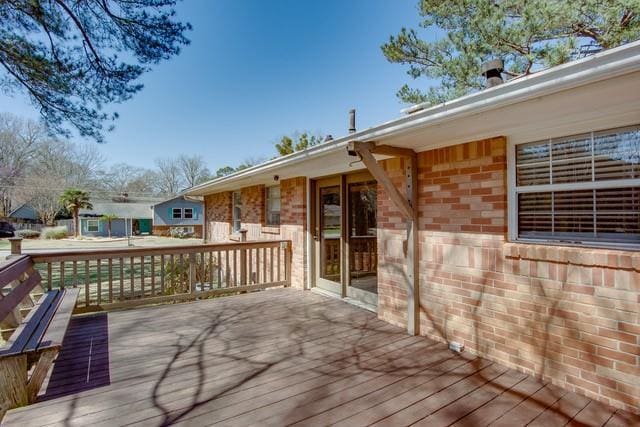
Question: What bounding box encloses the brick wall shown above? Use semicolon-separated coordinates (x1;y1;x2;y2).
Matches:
280;177;307;290
241;185;265;240
204;191;232;242
377;136;640;413
202;177;308;290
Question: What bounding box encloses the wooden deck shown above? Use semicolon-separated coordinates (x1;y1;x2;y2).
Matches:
4;288;639;426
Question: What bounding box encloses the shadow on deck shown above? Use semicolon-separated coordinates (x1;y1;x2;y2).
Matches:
4;288;639;426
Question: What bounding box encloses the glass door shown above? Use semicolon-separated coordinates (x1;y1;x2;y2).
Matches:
347;178;378;306
315;178;343;296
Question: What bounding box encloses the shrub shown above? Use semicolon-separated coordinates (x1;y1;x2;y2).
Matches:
16;229;40;239
169;228;193;239
41;226;68;240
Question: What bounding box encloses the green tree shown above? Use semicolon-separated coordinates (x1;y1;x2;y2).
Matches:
275;132;323;156
383;1;640;105
100;213;119;238
0;1;191;142
216;166;236;177
60;189;92;237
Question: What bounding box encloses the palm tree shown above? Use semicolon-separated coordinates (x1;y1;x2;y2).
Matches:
100;213;118;238
60;189;93;238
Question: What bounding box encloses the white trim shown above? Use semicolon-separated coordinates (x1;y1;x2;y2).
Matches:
87;219;100;233
507;139;517;242
183;207;194;219
515;178;640;193
172;208;183;219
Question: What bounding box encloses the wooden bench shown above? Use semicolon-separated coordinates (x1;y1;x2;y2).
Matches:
0;256;79;417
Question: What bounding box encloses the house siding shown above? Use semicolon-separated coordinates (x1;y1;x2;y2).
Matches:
153;198;203;227
378;137;640;414
80;218;128;237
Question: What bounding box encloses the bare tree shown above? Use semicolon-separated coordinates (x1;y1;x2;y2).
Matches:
155;158;185;196
19;174;64;225
0;114;47;215
178;155;211;188
99;163;156;195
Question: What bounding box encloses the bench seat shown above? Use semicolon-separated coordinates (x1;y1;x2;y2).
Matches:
0;288;79;415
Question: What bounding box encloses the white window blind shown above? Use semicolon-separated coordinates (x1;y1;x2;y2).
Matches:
514;125;640;247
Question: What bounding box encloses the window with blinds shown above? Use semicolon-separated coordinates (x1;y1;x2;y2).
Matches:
514;125;640;247
265;186;281;226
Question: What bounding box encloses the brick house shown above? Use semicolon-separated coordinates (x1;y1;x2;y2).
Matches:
186;42;640;413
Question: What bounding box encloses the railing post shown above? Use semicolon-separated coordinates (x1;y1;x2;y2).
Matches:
283;241;291;287
240;230;247;286
188;252;197;294
8;237;22;256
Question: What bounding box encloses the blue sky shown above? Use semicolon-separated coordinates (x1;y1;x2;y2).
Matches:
1;0;430;172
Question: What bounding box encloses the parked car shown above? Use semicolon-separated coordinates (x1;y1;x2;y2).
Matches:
0;221;15;238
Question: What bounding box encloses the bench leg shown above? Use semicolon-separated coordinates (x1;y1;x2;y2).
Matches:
0;354;28;418
26;348;58;403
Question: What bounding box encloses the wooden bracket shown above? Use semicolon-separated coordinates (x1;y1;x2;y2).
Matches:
349;141;415;221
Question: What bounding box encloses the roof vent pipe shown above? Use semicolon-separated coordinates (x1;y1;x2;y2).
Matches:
481;59;504;88
348;109;356;134
324;134;334;142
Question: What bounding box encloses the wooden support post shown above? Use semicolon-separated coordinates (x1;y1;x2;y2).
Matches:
188;253;197;294
26;349;58;402
349;140;420;336
240;230;247;285
0;355;28;417
283;241;291;287
406;155;420;336
8;238;22;256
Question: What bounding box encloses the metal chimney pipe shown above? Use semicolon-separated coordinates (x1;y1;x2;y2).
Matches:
348;109;356;134
481;59;504;88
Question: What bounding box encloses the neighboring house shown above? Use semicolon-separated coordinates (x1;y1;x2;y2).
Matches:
78;201;154;237
186;41;640;414
8;204;40;223
152;196;204;237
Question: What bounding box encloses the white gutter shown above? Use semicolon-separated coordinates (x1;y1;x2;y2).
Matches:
186;40;640;196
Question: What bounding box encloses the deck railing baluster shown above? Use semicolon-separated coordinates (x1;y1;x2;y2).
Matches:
140;256;145;298
59;261;65;290
84;260;90;306
108;258;113;303
26;240;291;311
151;255;156;296
72;261;78;289
96;259;101;305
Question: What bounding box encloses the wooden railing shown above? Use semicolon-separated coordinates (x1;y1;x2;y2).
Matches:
28;240;292;312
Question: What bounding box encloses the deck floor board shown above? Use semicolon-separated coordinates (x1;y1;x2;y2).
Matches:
3;288;638;426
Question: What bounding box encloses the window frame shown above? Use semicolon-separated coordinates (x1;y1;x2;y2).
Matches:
87;219;100;233
183;208;194;219
172;208;182;219
508;125;640;250
264;185;281;227
232;191;242;233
